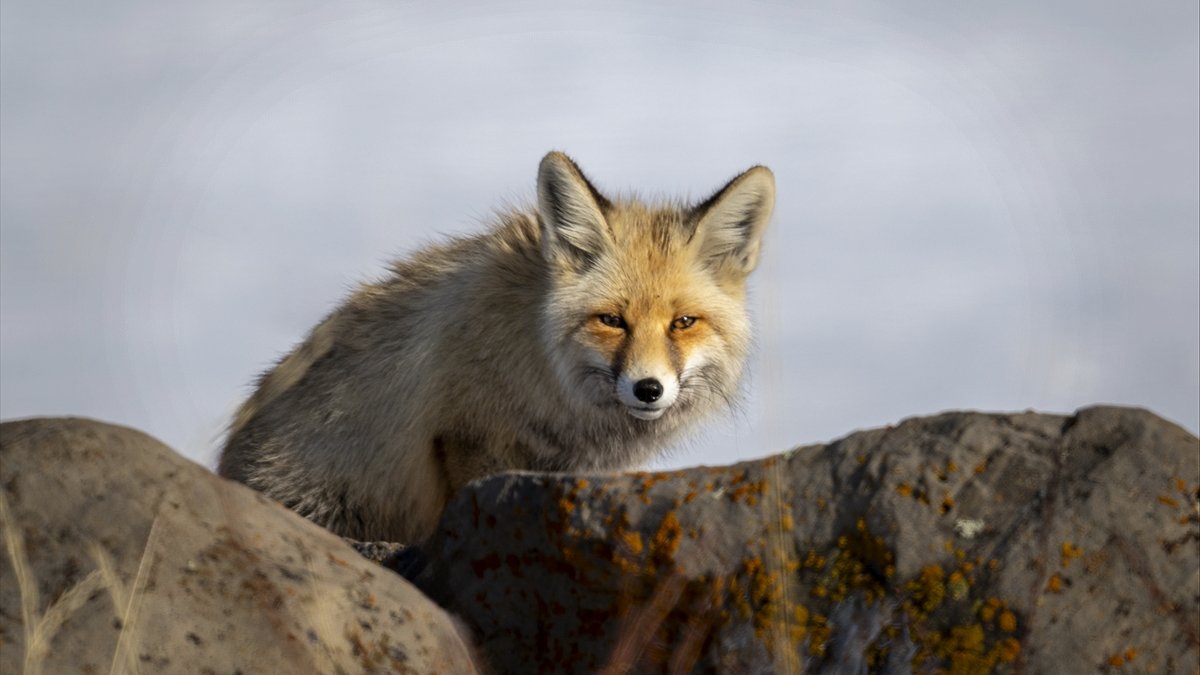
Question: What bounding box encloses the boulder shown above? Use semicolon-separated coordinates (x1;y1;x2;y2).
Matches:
4;407;1195;674
408;406;1199;673
0;418;477;675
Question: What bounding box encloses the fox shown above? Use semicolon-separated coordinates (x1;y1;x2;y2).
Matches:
218;151;775;543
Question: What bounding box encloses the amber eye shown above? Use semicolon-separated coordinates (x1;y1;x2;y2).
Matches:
671;316;697;331
598;314;626;329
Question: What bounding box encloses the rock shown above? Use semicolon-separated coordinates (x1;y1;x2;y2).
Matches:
410;406;1199;673
5;408;1194;674
0;418;477;675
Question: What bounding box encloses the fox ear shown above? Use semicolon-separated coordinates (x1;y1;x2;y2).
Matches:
538;151;612;271
688;166;775;281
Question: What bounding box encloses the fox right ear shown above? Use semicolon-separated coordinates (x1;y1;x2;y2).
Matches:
688;165;775;282
538;152;612;271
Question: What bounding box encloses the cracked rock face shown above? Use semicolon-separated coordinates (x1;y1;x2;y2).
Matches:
407;406;1199;673
0;418;477;675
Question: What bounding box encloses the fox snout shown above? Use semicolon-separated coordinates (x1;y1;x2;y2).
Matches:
634;378;663;402
617;372;680;420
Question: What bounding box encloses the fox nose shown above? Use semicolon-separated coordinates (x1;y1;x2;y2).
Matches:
633;378;664;403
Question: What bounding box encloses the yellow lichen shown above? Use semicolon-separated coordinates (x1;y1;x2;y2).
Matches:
1046;574;1063;593
948;571;969;600
998;637;1020;662
617;529;643;557
651;511;682;562
1060;542;1084;568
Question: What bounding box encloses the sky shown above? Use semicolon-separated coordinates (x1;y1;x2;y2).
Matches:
2;1;1197;471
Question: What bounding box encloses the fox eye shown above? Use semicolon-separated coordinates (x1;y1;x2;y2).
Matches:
598;314;626;329
671;315;697;331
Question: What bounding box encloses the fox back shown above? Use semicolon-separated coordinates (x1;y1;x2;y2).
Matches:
219;152;775;543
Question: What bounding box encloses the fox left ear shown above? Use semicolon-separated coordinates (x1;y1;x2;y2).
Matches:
688;166;775;280
538;151;613;272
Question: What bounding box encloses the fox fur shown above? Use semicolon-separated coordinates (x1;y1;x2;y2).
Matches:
219;152;775;543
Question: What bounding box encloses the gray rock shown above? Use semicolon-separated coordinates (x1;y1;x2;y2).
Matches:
411;406;1199;673
0;417;478;675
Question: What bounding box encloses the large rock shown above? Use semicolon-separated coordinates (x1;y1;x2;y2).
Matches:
409;406;1199;673
0;418;477;675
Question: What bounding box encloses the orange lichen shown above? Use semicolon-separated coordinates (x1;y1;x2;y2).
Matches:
909;565;946;613
947;571;969;600
998;637;1020;662
1158;495;1180;508
651;511;682;562
727;478;766;505
807;614;830;658
973;461;987;475
1046;574;1064;593
558;508;1029;673
617;529;644;557
1060;542;1084;567
896;483;914;497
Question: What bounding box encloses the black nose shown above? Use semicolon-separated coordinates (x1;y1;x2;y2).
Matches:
633;378;663;403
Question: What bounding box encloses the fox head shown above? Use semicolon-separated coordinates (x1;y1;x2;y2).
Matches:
537;151;774;424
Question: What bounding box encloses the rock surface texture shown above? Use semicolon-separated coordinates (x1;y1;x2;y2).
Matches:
0;418;477;675
408;406;1199;673
2;408;1196;674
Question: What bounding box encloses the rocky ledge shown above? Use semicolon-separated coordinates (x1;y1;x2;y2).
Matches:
2;406;1197;674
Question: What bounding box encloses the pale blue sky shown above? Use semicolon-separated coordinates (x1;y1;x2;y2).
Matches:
2;1;1197;469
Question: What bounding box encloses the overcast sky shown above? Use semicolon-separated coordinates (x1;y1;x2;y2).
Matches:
2;1;1197;471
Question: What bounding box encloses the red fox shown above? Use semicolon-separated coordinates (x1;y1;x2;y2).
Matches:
219;152;775;543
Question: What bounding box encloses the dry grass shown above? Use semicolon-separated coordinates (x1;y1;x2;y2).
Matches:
1;490;165;675
301;548;343;672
